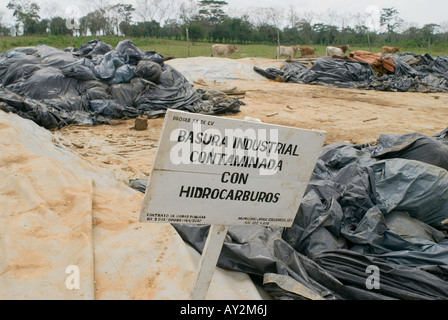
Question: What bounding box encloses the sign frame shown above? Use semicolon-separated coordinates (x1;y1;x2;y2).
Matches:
139;109;326;300
139;110;326;228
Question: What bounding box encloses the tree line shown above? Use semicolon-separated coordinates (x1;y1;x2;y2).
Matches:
2;0;448;50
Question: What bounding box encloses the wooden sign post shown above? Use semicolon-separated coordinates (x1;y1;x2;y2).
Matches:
189;224;229;300
139;109;326;300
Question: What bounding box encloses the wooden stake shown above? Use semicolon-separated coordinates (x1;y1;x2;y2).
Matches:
190;224;229;300
276;29;280;59
186;28;190;58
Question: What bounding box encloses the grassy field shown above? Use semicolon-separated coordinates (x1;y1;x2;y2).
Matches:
1;35;448;58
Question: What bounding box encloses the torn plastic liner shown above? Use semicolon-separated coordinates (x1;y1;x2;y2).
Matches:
254;53;448;93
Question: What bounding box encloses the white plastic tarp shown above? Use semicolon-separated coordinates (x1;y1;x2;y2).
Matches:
166;57;283;83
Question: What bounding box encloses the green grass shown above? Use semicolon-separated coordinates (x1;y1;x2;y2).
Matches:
1;35;448;58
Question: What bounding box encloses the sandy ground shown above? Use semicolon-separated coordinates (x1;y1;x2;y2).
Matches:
54;77;448;185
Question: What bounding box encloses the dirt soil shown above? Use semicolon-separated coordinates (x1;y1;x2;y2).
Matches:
54;79;448;185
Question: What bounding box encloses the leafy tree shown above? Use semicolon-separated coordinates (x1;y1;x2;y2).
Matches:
226;17;254;43
82;9;108;36
282;26;302;45
190;0;228;42
422;23;440;52
49;16;71;36
380;7;403;42
162;19;183;39
111;3;135;35
297;20;313;44
7;0;40;35
256;24;278;43
186;21;206;43
0;23;12;36
198;0;228;24
119;21;132;37
313;23;338;45
34;18;49;35
115;3;135;23
130;21;161;38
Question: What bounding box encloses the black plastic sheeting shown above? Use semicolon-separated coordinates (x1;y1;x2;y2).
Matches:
0;40;242;129
254;53;448;92
131;127;448;300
